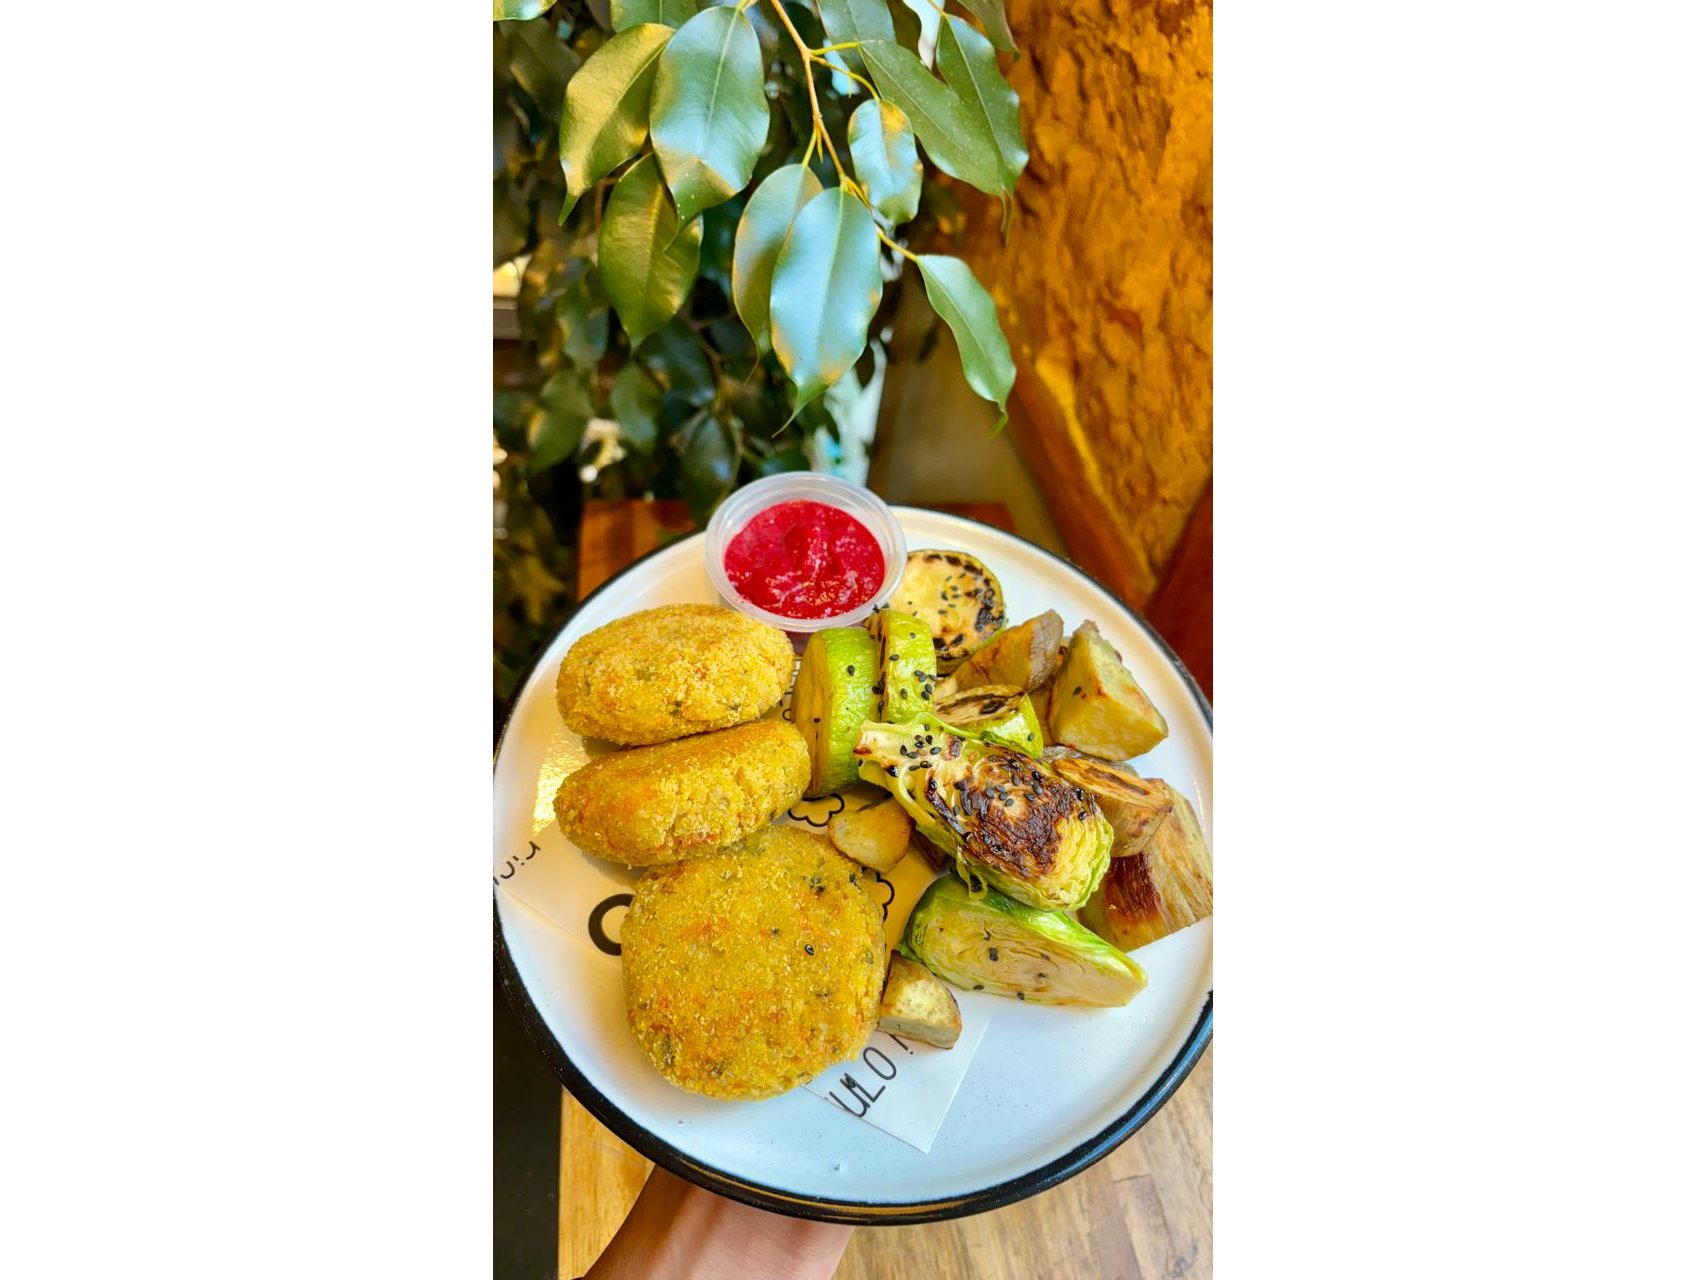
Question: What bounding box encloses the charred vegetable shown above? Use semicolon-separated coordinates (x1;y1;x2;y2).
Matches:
1080;782;1213;950
1046;751;1174;857
1049;621;1169;760
889;549;1005;671
938;611;1064;698
934;684;1045;758
793;627;881;795
902;875;1146;1007
866;608;937;719
877;952;962;1047
854;720;1114;911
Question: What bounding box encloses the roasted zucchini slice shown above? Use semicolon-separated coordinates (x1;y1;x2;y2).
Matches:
888;549;1005;671
866;608;937;719
793;627;881;796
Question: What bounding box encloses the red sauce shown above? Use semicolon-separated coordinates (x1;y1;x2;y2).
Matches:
723;500;885;620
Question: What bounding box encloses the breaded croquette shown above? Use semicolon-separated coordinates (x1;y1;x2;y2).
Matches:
553;721;810;867
622;827;886;1099
556;604;795;746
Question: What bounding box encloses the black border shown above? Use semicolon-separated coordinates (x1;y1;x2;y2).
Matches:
493;507;1213;1225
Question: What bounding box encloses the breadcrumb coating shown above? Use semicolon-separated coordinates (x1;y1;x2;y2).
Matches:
622;826;886;1099
556;604;795;746
554;721;810;867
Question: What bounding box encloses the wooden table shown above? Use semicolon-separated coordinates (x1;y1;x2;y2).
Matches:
559;499;1212;1280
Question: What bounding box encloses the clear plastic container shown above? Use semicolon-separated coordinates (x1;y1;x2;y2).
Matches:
705;472;907;640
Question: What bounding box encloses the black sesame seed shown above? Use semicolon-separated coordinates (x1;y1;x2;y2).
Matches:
804;943;814;955
1016;992;1026;1001
847;665;855;675
972;984;983;990
1073;685;1084;696
930;746;941;755
988;947;999;961
812;716;821;723
771;927;780;936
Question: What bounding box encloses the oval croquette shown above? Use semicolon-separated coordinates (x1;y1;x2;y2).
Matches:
556;604;795;746
553;721;810;867
622;827;886;1099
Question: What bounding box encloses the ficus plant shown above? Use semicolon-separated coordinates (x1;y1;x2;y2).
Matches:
492;0;1025;711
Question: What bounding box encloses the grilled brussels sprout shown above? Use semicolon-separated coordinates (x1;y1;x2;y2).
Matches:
854;719;1114;911
889;549;1005;671
934;685;1045;758
901;875;1146;1007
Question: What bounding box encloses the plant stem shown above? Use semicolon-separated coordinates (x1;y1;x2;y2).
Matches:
769;0;851;188
875;225;920;263
810;52;877;99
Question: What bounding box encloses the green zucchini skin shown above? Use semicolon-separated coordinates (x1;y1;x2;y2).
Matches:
794;627;881;795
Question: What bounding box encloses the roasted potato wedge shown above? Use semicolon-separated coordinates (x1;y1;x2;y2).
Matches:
828;794;913;873
889;549;1005;671
1048;622;1169;759
938;611;1064;697
877;952;962;1048
1079;782;1212;950
1049;752;1174;857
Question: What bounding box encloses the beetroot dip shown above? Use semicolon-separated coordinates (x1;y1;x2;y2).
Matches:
721;499;886;620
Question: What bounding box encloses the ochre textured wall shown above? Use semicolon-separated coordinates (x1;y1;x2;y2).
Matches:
961;0;1212;606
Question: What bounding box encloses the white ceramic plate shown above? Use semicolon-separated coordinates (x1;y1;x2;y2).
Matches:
494;508;1212;1223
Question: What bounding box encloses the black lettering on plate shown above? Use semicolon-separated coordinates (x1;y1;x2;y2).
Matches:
829;1073;887;1118
588;893;634;957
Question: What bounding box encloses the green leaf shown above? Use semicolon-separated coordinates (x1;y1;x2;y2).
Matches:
650;7;768;224
611;0;697;31
507;19;583;125
557;23;675;219
848;99;921;224
861;39;1004;196
636;319;716;405
935;16;1026;192
953;0;1016;53
597;155;703;344
769;187;882;411
731;162;822;356
681;415;739;521
528;368;594;470
494;0;551;19
817;0;894;76
887;0;923;52
917;254;1014;428
555;268;610;366
610;362;663;455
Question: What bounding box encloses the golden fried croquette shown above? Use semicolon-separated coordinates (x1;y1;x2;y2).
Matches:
554;721;810;867
622;826;886;1099
556;604;795;746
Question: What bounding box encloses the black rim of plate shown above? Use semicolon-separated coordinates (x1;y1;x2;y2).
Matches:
493;506;1214;1225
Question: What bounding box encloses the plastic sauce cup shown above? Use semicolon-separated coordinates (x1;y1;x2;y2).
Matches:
705;473;907;642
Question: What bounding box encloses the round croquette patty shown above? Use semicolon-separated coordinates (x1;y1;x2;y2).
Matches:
622;827;886;1099
553;721;810;866
556;604;795;746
